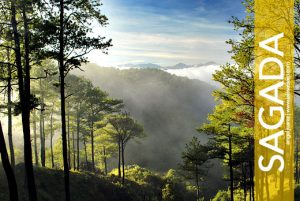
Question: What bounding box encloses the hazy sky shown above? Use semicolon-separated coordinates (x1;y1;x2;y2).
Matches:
88;0;245;66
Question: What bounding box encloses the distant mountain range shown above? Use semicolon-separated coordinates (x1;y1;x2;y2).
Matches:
117;63;162;69
117;61;217;70
116;62;219;86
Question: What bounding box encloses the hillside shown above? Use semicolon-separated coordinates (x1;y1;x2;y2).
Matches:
73;64;216;172
0;165;131;201
0;165;195;201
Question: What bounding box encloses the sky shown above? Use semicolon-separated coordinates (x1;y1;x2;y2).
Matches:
88;0;246;66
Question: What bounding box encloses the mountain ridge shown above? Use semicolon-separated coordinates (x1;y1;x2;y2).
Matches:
116;61;217;70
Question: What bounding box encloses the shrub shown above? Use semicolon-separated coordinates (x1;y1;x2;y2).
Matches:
212;190;230;201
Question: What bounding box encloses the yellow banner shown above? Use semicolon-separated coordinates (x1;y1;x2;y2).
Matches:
254;0;294;201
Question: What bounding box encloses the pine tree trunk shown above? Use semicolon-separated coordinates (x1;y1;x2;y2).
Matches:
0;121;19;201
50;107;54;168
39;108;45;167
83;138;88;166
249;175;252;201
103;146;107;175
39;79;46;167
33;110;38;166
39;113;43;165
121;142;125;184
76;109;80;170
7;51;15;168
118;138;121;178
228;133;234;201
67;102;71;169
195;165;200;201
242;163;247;201
59;0;70;200
72;131;76;170
12;1;37;200
42;109;45;165
91;121;95;172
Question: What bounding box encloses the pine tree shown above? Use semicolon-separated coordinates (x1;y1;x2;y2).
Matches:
199;1;255;200
105;113;145;184
180;137;210;201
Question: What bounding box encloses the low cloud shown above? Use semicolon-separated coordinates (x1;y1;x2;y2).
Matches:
165;64;220;86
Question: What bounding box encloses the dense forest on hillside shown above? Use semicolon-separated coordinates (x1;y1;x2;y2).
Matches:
1;0;300;201
73;65;216;171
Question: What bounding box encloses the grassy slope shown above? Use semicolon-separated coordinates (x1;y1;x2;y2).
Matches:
0;164;145;201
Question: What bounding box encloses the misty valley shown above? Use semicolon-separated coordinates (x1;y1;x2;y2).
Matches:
0;0;300;201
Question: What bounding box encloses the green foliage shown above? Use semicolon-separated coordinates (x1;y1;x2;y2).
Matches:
179;137;211;200
212;189;247;201
110;165;157;185
164;169;181;183
211;190;230;201
39;0;112;71
91;130;118;171
180;137;210;178
162;169;194;201
162;169;186;201
198;1;255;198
105;113;145;146
33;73;126;171
109;165;195;201
162;183;175;201
46;138;63;169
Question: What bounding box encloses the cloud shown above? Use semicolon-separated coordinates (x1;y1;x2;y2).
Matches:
165;65;220;86
88;0;242;66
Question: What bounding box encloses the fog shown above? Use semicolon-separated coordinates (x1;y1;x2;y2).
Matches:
73;64;216;171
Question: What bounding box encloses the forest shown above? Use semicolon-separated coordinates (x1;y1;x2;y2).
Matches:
0;0;300;201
